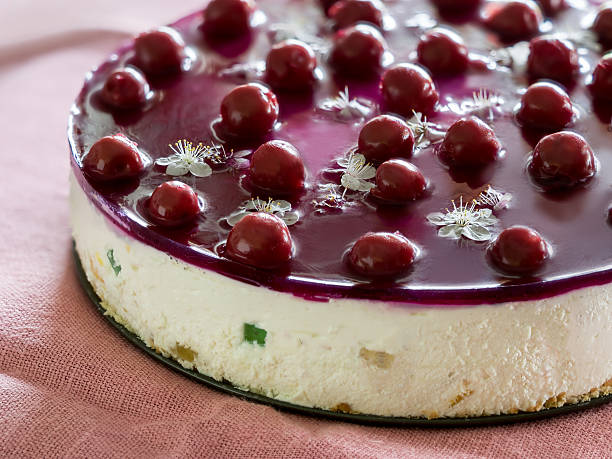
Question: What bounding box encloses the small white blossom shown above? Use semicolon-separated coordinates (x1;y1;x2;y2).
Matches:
156;140;222;177
318;87;375;121
335;153;376;195
225;197;299;226
427;197;498;242
476;185;512;211
407;111;445;149
467;89;504;122
218;61;265;83
269;24;329;55
312;183;347;212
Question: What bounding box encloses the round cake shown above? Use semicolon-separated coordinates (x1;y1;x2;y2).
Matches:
69;0;612;418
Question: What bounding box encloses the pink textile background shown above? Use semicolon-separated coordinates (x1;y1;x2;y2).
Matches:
0;0;610;456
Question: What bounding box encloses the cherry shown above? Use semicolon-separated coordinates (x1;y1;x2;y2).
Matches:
133;27;186;76
250;140;306;193
265;40;317;92
220;83;279;139
101;68;150;110
358;115;415;164
226;212;293;269
431;0;482;14
517;82;573;131
348;232;418;278
203;0;255;39
380;63;439;116
147;181;200;227
589;53;612;103
528;131;596;190
488;226;550;275
527;37;579;84
438;117;502;168
82;135;145;182
484;0;542;42
320;0;338;14
329;24;386;78
329;0;384;29
537;0;566;16
371;159;427;203
593;4;612;49
417;28;469;76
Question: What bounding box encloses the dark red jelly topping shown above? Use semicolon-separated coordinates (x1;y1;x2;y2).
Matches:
517;81;573;131
488;226;550;275
147;181;201;227
528;131;596;190
82;135;145;182
537;0;566;16
220;83;279;138
133;27;186;76
608;204;612;223
430;0;482;14
329;0;385;29
380;63;439;116
226;212;293;269
372;159;427;203
348;232;418;277
417;28;469;76
527;36;579;84
484;0;542;42
250;140;306;193
203;0;255;39
357;115;415;164
593;5;612;49
265;40;317;92
101;68;150;110
589;53;612;103
438;117;502;168
329;24;386;78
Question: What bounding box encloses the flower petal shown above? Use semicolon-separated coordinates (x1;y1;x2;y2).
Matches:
462;224;491;242
341;174;374;192
189;162;212;177
438;224;463;239
355;164;376;180
226;210;248;226
165;163;189;176
426;212;450;226
281;211;299;226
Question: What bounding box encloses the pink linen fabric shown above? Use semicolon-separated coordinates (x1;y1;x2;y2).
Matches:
0;0;610;457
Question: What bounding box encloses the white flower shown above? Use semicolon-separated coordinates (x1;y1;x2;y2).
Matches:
312;183;347;212
225;197;299;226
467;89;504;122
476;185;512;211
269;23;329;55
156;140;222;177
427;197;498;242
218;61;266;83
318;87;375;121
406;111;445;149
336;153;376;194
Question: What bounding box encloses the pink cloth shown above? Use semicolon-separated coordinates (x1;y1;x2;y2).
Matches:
0;1;610;456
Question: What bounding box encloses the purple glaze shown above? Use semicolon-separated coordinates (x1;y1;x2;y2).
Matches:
69;0;612;306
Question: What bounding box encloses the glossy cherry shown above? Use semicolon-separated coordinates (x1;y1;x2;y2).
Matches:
203;0;255;39
348;232;418;278
265;40;317;92
484;0;542;42
517;82;573;131
82;135;145;182
528;131;596;190
250;140;306;193
488;226;550;275
371;159;427;203
220;83;279;139
380;63;439;116
608;203;612;223
527;37;579;84
593;4;612;49
358;115;415;164
133;27;186;76
589;53;612;103
438;117;502;168
329;0;384;29
101;68;150;110
226;212;293;269
537;0;566;16
417;28;469;76
431;0;482;14
329;24;386;78
320;0;338;14
147;181;200;227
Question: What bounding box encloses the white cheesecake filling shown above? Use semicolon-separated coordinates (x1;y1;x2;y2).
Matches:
70;173;612;418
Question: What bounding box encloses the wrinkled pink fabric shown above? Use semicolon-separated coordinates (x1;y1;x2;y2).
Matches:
0;1;611;457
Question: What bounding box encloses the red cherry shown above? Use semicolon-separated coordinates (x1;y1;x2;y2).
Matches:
82;135;145;182
329;0;384;29
147;181;200;227
528;131;596;190
220;83;279;139
431;0;482;14
133;27;186;76
593;5;612;49
484;0;542;42
320;0;338;14
380;63;439;116
517;82;573;131
226;212;293;269
101;68;150;110
537;0;566;16
589;53;612;103
489;226;550;275
203;0;255;39
527;37;579;84
250;140;306;193
348;232;418;277
438;117;502;168
329;24;386;78
358;115;415;164
417;28;469;76
371;159;427;203
265;40;317;92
